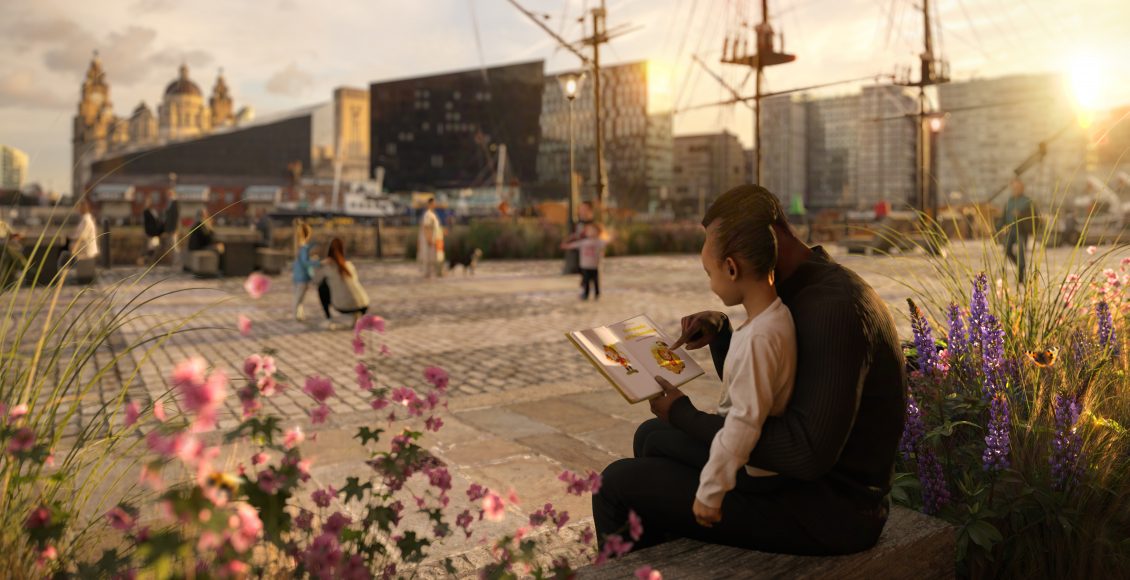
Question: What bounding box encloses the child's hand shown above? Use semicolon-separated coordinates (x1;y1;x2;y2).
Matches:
648;377;686;422
693;499;722;527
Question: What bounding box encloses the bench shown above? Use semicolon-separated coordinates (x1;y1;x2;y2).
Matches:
576;506;954;579
256;248;288;275
188;250;220;278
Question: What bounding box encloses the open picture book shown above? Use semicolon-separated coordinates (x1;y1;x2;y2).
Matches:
567;314;705;404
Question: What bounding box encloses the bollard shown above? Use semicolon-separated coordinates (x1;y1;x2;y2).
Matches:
101;218;112;269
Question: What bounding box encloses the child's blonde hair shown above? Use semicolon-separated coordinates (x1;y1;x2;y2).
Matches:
294;220;313;253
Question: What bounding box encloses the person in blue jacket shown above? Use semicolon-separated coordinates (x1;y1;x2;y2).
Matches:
292;221;318;321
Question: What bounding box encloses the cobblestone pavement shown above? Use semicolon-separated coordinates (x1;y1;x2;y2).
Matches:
21;241;1127;571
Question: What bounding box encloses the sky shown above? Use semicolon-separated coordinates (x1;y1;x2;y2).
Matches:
2;0;1128;192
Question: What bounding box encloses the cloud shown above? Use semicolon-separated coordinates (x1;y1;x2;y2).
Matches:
265;62;314;96
133;0;178;13
0;69;70;109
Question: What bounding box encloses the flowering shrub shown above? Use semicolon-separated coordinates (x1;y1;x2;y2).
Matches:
897;266;1129;577
9;300;653;578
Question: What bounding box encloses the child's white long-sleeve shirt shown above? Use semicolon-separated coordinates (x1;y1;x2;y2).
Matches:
696;298;796;508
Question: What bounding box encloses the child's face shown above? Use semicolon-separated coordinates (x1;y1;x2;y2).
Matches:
584;225;598;238
701;223;743;307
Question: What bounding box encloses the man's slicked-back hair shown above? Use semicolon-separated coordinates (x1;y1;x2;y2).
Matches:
701;184;788;278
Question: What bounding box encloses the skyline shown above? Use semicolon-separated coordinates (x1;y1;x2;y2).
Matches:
2;0;1128;192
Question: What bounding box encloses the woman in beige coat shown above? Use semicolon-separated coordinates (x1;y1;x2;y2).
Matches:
313;238;370;330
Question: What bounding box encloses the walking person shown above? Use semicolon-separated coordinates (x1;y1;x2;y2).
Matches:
417;197;444;279
291;221;318;322
1002;179;1037;284
68;199;100;263
313;238;370;330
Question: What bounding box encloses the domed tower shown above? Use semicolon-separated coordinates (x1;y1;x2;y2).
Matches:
209;68;235;128
129;101;158;145
73;51;117;196
158;63;211;140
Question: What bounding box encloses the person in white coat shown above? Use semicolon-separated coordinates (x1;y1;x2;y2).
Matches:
417;197;444;278
70;200;100;261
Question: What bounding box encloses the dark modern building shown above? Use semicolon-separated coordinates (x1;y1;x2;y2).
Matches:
369;61;545;192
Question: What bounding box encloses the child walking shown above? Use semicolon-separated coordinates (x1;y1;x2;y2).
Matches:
292;221;317;321
561;223;608;300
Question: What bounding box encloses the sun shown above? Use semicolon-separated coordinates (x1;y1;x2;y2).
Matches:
1067;51;1106;127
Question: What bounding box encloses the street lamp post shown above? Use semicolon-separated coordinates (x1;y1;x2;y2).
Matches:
558;73;585;275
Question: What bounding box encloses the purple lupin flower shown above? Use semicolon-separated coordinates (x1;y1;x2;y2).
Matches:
1096;301;1120;358
1050;393;1083;491
899;394;926;460
982;392;1011;472
918;448;951;515
946;303;971;380
908;299;939;377
1070;329;1090;367
980;314;1006;398
968;273;989;351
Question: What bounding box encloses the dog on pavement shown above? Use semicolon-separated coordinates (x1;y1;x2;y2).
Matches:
447;248;483;276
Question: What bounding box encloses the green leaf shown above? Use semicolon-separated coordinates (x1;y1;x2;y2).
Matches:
341;476;373;504
355;426;384;446
965;519;1003;551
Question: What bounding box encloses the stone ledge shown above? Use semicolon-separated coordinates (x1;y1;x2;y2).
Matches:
576;506;955;579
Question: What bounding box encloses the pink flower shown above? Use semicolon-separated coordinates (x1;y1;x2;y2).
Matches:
229;503;263;553
559;469;602;495
106;506;135;531
355;363;373;391
310;404;331;424
8;403;28;421
352;335;365;355
243;272;271;299
482;492;506;521
251;452;269;466
123;400;140;427
507;489;520;506
466;483;487;502
257;469;281;494
371;397;389;410
628;510;643;541
580;526;595;545
153;399;167;422
283;427;305;449
25;505;51;529
257;375;281;396
594;534;633;565
238;315;252;337
354;314;386;334
424;416;444;432
635;566;663;580
323;511;352;536
1087;245;1098;255
303;376;335;403
36;545;57;568
172;357;208;387
139;464;164;489
455;509;474;538
7;427;35;453
220;561;249;578
295;510;313;531
379;344;391;356
311;486;337;508
423;366;449;390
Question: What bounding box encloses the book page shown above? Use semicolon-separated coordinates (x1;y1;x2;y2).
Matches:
570;326;662;403
608;315;704;388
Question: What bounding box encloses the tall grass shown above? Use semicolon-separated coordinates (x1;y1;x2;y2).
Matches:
0;203;226;573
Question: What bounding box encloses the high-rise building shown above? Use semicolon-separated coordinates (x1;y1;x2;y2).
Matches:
760;94;807;206
671;131;746;218
759;84;917;210
538;61;673;211
0;145;29;189
370;61;544;192
938;74;1086;206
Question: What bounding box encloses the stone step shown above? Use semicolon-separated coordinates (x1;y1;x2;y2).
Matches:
576;506;955;579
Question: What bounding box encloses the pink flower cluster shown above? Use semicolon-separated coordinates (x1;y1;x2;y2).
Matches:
303;376;335;424
2;402;36;455
352;314;386;356
559;469;603;496
243;273;271;299
239;354;282;419
172;357;228;432
527;502;571;531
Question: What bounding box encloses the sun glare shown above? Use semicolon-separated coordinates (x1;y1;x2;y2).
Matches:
647;60;674;114
1068;52;1104;116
